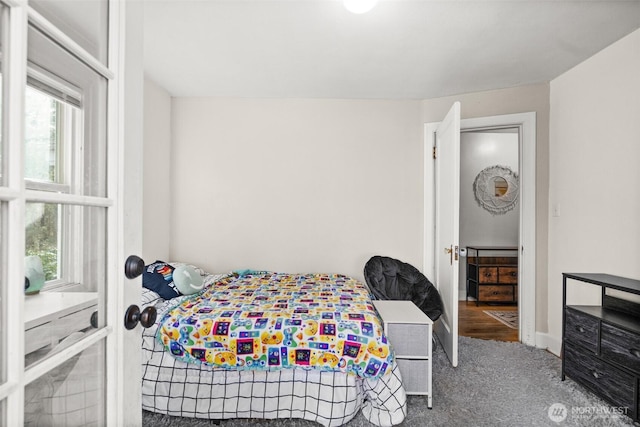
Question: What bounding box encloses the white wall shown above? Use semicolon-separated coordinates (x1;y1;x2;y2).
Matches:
460;132;519;246
143;83;550;335
143;27;640;350
169;98;423;282
142;85;549;319
547;28;640;352
142;77;172;263
459;131;519;296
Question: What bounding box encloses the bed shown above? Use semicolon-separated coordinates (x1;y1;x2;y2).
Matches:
141;267;407;426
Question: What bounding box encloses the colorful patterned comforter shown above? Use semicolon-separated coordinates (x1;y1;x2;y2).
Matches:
157;272;394;379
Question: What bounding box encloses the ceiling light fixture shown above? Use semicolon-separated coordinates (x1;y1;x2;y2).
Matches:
343;0;378;14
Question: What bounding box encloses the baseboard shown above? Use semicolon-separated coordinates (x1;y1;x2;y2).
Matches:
535;332;561;356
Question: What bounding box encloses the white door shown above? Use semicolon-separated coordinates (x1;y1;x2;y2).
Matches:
433;102;461;367
0;2;142;425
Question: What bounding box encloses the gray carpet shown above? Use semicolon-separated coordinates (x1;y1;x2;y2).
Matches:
143;336;635;426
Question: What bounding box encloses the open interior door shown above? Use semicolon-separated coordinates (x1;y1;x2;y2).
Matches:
433;102;461;367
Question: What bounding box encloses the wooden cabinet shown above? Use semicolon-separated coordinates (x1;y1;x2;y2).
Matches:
466;246;518;305
562;273;640;422
373;300;433;408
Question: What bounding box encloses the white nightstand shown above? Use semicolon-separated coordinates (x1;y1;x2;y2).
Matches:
373;300;433;408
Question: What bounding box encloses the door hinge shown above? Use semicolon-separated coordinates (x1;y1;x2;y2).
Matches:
432;147;437;159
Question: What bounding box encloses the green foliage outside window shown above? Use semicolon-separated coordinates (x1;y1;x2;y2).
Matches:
25;204;58;281
24;90;60;282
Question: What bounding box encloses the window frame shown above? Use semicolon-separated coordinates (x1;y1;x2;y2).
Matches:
24;67;85;291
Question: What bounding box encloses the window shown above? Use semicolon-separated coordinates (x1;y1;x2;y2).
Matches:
23;22;108;293
23;84;77;284
24;86;63;185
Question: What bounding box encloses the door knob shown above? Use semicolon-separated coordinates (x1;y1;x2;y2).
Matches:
124;255;145;279
444;246;453;264
443;246;458;263
124;305;157;330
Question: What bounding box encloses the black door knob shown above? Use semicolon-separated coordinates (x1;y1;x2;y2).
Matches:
124;305;157;330
124;255;145;279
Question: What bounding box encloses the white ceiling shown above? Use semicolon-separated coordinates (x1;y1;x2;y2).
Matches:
143;0;640;99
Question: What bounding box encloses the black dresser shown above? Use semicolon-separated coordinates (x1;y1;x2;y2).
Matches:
562;273;640;421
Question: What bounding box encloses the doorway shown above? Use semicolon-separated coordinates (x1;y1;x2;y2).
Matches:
458;128;520;342
424;111;536;347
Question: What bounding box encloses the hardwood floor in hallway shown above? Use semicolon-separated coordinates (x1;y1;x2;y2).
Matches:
458;301;519;342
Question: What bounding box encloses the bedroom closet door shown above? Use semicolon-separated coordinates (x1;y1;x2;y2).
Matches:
0;1;143;425
432;102;461;367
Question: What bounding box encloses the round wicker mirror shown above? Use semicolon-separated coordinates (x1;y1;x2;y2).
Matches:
472;165;519;215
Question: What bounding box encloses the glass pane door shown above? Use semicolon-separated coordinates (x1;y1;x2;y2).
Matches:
0;2;9;426
18;5;111;426
24;342;105;426
1;203;5;426
0;1;4;185
24;204;106;368
0;1;138;424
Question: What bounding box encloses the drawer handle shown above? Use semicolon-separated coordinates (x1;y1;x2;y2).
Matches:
591;371;603;379
630;348;640;358
575;326;586;334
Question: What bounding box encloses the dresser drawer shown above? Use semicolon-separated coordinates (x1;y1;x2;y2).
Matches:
565;342;635;413
478;267;497;283
564;308;599;353
386;323;430;357
479;285;513;302
396;358;429;394
498;267;518;284
601;323;640;374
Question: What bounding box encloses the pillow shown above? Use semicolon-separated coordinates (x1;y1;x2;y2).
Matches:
169;262;207;278
173;265;205;295
142;260;181;300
